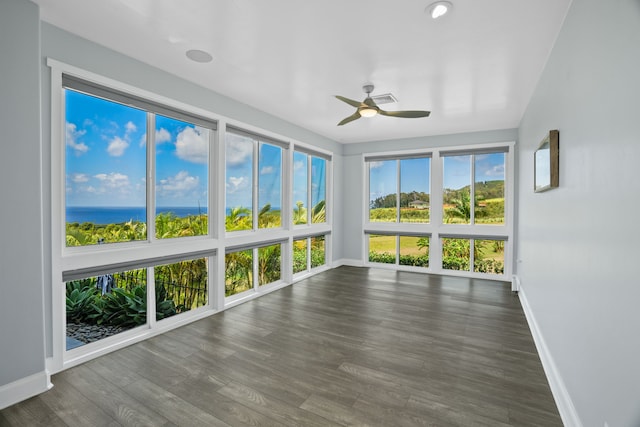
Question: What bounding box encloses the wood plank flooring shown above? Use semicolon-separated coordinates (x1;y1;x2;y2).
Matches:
0;266;562;426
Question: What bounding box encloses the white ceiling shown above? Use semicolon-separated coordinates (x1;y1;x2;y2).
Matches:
33;0;571;144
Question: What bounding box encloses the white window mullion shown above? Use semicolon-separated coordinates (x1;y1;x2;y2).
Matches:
147;112;156;242
396;159;401;223
470;154;475;225
252;140;259;230
307;154;312;224
253;247;259;290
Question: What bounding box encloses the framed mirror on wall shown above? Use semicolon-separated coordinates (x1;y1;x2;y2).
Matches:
534;129;559;192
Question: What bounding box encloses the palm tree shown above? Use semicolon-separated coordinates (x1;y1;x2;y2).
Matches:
293;201;306;224
226;206;251;231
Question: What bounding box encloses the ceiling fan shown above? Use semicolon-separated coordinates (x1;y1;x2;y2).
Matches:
335;84;431;126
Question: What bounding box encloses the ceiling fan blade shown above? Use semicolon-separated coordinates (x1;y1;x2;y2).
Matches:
378;109;431;118
337;112;362;126
335;95;364;108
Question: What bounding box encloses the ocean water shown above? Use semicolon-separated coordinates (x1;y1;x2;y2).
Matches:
66;206;208;225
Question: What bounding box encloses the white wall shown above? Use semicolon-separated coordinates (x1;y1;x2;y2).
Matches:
0;0;49;407
517;0;640;425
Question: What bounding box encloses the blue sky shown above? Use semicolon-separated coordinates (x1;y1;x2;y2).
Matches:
66;90;209;208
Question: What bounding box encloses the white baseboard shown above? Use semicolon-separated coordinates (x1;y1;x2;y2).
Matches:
518;285;582;427
332;258;364;267
0;370;52;410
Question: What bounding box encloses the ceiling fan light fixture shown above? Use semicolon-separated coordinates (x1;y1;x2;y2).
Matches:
427;1;452;19
359;107;378;118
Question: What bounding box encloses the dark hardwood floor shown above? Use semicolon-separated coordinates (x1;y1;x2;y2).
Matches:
0;266;562;426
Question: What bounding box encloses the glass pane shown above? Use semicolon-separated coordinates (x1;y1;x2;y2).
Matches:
293;238;308;274
311;157;326;224
65;89;147;246
293;151;308;225
225;250;253;297
474;153;506;225
66;267;147;350
154;258;208;320
155;115;209;238
400;157;430;224
369;160;397;222
399;236;429;267
310;235;326;268
225;133;254;231
473;240;505;275
258;142;282;229
368;234;396;264
258;244;282;286
443;155;471;224
442;238;471;271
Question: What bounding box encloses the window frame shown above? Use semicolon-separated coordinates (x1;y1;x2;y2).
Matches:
363;142;514;280
49;59;222;373
224;126;288;234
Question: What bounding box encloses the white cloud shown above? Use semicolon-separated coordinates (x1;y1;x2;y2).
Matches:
71;173;90;183
226;134;253;166
157;171;199;196
93;172;130;191
369;161;384;169
484;164;505;177
125;121;137;134
65;122;89;155
176;126;208;164
226;176;248;194
260;166;274;175
138;128;172;147
107;136;129;157
293;160;305;171
156;128;171;144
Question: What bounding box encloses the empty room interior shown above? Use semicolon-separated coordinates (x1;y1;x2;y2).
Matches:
1;0;639;426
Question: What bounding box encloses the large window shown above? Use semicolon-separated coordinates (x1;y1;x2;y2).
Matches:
225;243;283;298
65;256;208;350
58;71;217;364
293;151;327;225
64;78;214;246
225;128;284;232
365;145;511;278
51;61;334;372
443;152;505;225
369;157;431;223
368;234;429;267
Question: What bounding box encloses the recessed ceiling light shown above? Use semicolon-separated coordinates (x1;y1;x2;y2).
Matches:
186;49;213;63
426;1;452;19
